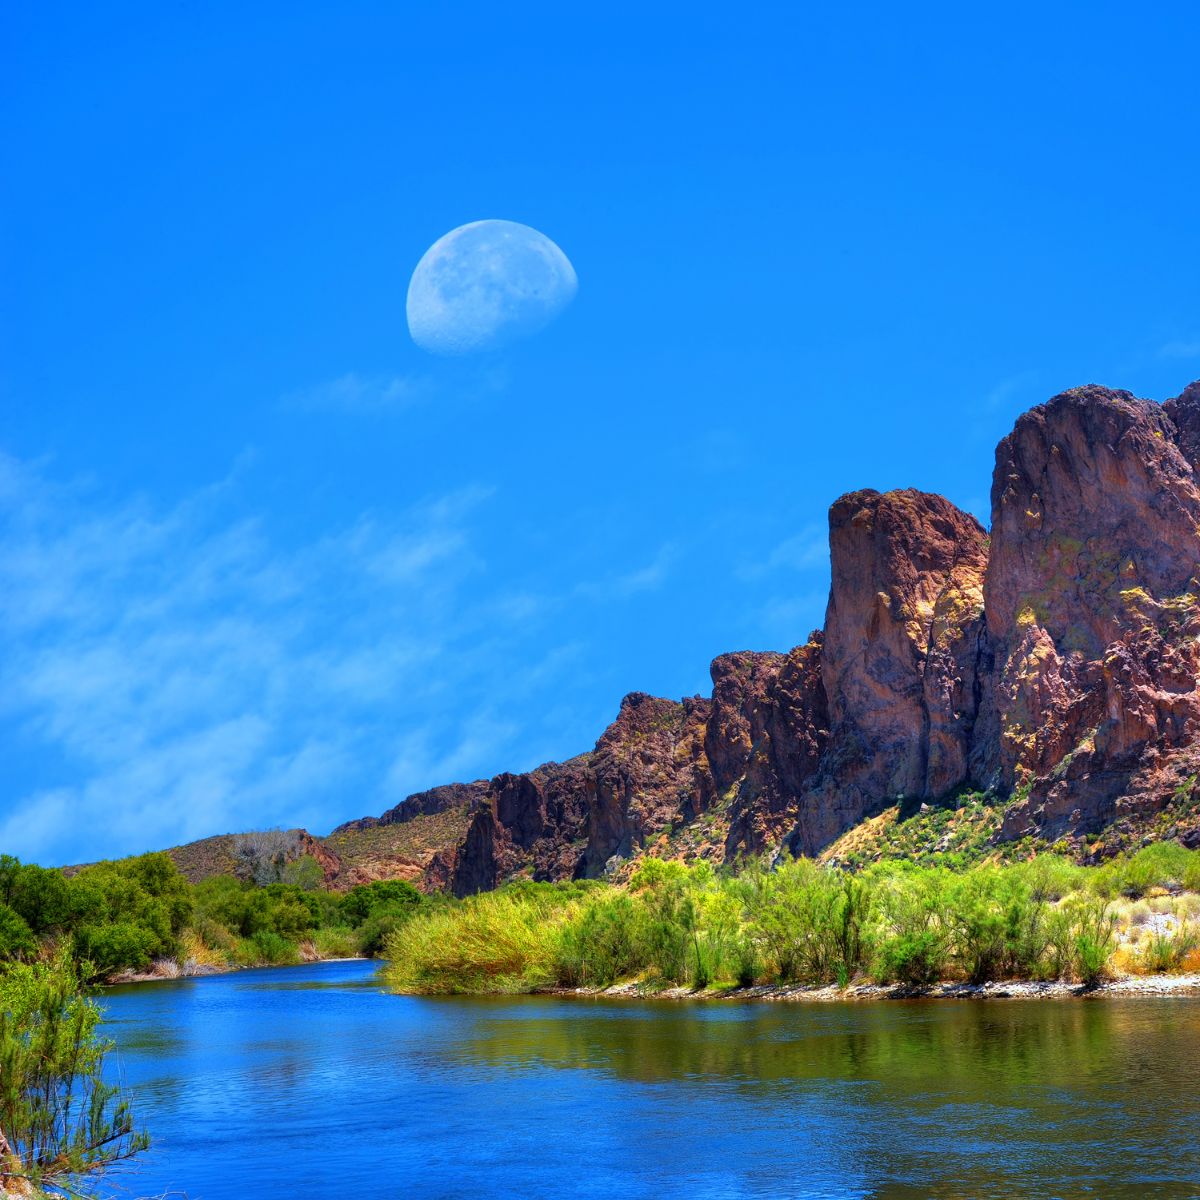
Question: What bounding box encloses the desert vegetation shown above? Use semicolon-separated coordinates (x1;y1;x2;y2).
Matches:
0;852;435;983
384;844;1200;995
0;953;148;1198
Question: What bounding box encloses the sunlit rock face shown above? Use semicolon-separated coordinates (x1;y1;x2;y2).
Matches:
786;488;988;854
986;384;1200;841
709;640;829;860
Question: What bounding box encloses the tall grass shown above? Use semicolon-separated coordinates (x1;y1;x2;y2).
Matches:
384;887;577;993
384;845;1200;995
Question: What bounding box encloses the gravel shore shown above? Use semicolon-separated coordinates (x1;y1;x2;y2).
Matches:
553;973;1200;1003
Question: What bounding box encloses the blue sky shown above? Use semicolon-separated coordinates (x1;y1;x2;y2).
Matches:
3;2;1199;865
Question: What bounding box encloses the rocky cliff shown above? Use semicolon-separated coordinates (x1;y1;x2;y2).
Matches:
315;381;1200;892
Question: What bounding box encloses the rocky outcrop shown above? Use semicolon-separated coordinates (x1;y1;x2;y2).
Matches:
582;693;713;876
710;640;828;857
324;379;1200;891
987;384;1200;840
330;782;490;834
790;488;988;853
440;694;715;896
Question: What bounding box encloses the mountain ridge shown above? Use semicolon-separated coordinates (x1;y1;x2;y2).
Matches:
168;380;1200;894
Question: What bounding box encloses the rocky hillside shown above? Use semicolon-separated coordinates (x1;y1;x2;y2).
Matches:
170;381;1200;895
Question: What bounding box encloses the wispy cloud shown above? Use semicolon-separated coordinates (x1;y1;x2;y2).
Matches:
282;363;512;416
1158;338;1200;361
754;590;830;646
981;370;1043;412
737;524;828;582
282;372;431;414
575;543;677;601
0;453;575;864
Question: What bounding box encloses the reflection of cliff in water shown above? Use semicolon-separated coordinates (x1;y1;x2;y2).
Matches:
443;994;1200;1198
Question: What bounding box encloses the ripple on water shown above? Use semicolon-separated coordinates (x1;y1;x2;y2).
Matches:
100;961;1200;1200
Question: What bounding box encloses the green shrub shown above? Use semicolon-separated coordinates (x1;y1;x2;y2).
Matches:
1137;921;1200;973
1070;897;1118;986
1092;842;1196;899
281;855;325;891
0;953;148;1191
355;906;420;957
869;864;951;985
0;905;36;961
1015;853;1085;901
248;931;300;965
384;890;570;994
945;868;1049;983
875;930;946;986
555;890;643;986
73;921;161;978
311;926;360;959
737;859;839;984
340;880;424;926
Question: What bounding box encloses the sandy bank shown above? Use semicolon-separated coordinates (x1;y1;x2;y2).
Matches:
107;956;369;985
548;973;1200;1003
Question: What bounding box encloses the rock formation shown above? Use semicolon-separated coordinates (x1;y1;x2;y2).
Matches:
789;488;989;853
985;384;1200;842
265;379;1200;892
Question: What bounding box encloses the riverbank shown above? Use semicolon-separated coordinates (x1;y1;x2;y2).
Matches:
383;853;1200;998
549;971;1200;1003
107;954;370;985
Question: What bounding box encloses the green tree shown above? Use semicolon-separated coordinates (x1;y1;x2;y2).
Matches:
0;953;148;1195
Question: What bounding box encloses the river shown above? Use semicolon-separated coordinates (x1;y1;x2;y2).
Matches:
99;959;1200;1198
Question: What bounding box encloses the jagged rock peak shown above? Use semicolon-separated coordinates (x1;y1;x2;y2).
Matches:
789;487;989;852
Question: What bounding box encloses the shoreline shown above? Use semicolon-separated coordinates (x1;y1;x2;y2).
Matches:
542;972;1200;1003
107;955;370;986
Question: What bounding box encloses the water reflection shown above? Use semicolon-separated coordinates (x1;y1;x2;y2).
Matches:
100;963;1200;1200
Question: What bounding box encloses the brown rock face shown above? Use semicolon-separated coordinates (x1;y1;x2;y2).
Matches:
330;782;490;834
581;692;713;875
987;384;1200;838
790;488;988;852
438;693;714;895
448;759;595;896
709;640;829;857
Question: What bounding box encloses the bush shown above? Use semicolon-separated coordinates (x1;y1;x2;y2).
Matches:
340;880;423;926
737;859;843;984
555;891;643;986
1092;842;1197;899
1015;853;1085;901
1070;898;1118;986
248;931;300;965
869;865;951;985
1137;921;1200;973
0;906;35;961
875;930;946;986
73;921;161;979
384;890;570;994
0;953;148;1192
310;927;359;959
945;868;1048;983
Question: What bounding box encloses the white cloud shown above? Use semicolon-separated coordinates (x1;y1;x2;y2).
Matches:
1159;339;1200;361
282;372;431;414
737;524;828;582
575;544;677;600
754;590;830;646
0;453;567;865
982;371;1042;411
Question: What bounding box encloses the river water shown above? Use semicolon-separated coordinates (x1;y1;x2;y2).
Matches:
99;959;1200;1199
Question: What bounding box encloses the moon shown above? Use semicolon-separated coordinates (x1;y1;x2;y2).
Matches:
406;220;577;355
